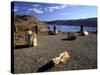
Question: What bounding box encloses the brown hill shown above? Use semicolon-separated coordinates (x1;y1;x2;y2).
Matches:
13;15;48;46
14;14;47;32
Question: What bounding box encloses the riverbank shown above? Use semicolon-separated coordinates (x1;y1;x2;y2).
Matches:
14;32;97;73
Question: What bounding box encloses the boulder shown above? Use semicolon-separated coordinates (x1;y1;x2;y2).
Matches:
83;31;89;36
52;51;70;65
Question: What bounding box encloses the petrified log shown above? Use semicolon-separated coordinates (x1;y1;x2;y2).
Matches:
37;51;70;72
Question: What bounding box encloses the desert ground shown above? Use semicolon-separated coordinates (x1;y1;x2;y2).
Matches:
14;32;97;73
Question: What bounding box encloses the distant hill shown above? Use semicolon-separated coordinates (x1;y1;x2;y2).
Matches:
13;14;47;32
44;18;97;27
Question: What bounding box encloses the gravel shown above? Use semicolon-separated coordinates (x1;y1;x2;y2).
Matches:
14;32;97;73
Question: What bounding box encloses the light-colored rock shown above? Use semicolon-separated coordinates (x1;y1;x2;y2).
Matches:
83;31;89;36
59;51;70;63
25;31;37;46
55;30;58;34
52;57;61;65
52;51;70;65
31;33;37;46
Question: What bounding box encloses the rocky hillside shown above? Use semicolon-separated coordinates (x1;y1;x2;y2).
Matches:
13;15;48;46
14;15;47;32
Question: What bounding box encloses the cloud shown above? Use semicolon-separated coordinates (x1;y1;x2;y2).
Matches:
28;8;44;14
45;4;67;12
27;4;67;14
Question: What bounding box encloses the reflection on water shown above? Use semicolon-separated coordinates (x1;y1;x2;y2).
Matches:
47;24;97;32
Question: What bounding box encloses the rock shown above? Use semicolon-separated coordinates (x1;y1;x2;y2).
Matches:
59;51;70;63
37;51;70;72
32;33;37;46
67;32;77;40
52;57;61;65
83;31;89;36
52;51;70;65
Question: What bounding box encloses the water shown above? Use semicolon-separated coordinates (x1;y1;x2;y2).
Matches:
47;24;97;32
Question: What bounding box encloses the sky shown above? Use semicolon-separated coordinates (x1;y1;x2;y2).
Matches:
11;1;97;21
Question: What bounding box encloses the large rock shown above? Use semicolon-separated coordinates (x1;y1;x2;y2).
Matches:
52;51;70;65
83;31;89;36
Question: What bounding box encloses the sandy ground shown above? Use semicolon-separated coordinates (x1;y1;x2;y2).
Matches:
14;32;97;73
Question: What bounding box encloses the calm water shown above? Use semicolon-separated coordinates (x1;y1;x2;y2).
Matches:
47;24;97;32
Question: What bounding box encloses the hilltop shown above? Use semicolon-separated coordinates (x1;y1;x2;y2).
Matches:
44;18;97;27
12;14;48;46
13;14;47;32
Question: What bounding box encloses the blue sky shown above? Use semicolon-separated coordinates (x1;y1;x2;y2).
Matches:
12;1;97;21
